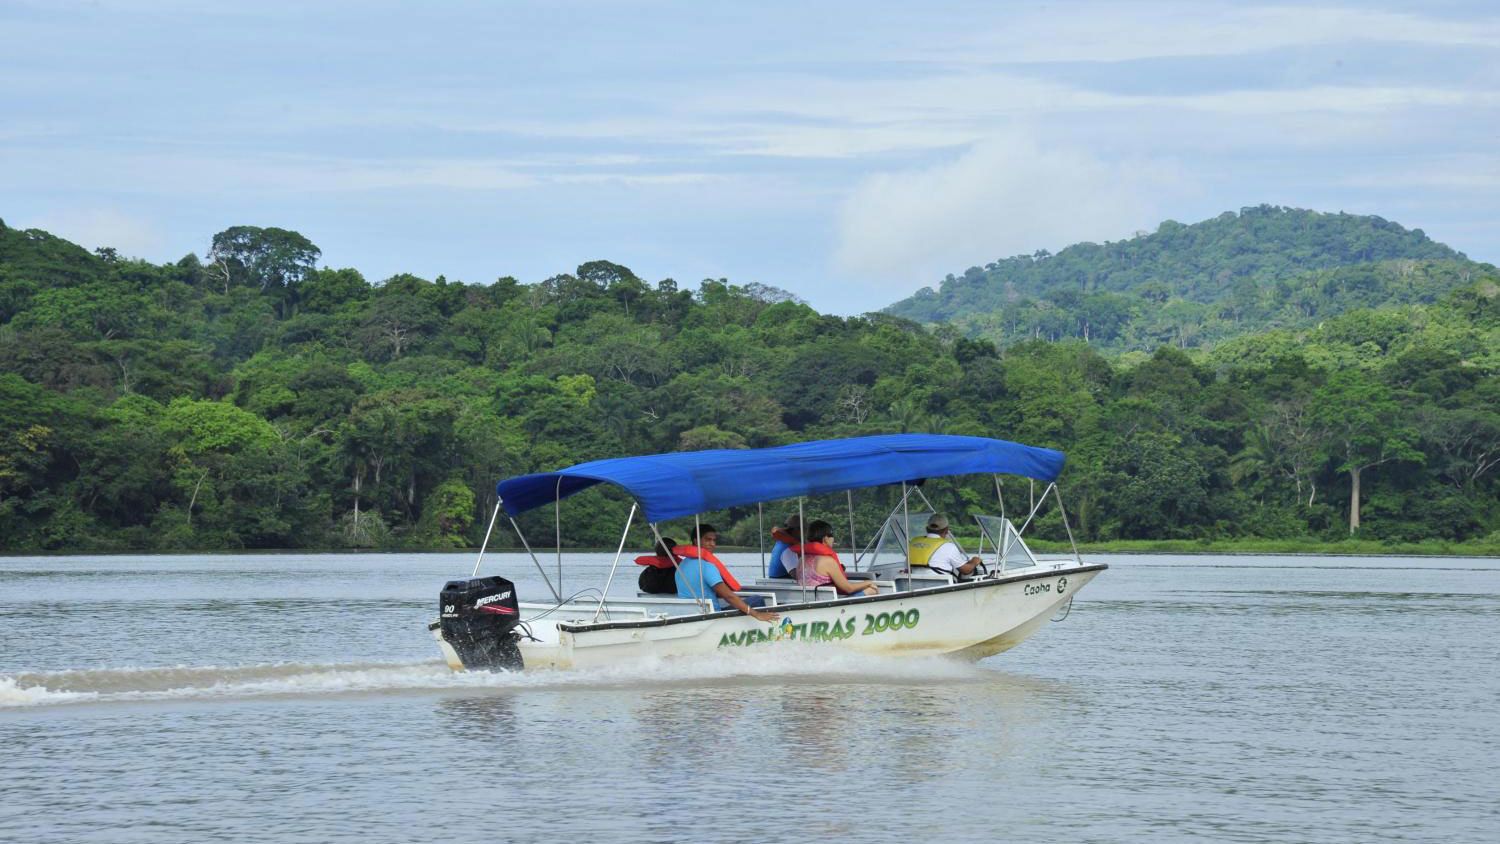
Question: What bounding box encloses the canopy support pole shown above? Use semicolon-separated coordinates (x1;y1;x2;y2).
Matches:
993;475;1005;522
846;489;858;570
695;514;709;615
470;498;503;578
555;477;564;600
798;497;806;604
645;520;700;612
1054;488;1082;563
856;487;915;563
901;482;910;591
913;485;938;514
591;502;638;622
757;503;766;578
1016;482;1055;537
499;498;561;602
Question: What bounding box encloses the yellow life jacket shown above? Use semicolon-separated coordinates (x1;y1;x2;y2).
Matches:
907;535;949;567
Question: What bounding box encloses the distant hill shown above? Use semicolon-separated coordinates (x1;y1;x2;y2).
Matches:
0;219;105;323
884;205;1488;350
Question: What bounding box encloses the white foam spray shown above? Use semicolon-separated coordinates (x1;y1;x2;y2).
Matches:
1;648;990;709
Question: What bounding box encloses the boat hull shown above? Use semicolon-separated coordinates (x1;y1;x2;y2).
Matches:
434;563;1105;671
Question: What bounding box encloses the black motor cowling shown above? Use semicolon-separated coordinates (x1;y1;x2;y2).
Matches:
439;576;524;671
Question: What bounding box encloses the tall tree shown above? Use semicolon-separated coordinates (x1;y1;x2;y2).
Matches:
207;226;320;317
1311;370;1422;534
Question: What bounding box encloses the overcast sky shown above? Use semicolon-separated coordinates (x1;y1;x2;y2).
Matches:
2;0;1497;314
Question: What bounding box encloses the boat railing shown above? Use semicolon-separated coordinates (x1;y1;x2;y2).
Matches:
745;577;901;604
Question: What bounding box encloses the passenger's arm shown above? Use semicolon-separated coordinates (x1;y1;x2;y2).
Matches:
958;557;981;576
713;582;779;622
820;557;877;595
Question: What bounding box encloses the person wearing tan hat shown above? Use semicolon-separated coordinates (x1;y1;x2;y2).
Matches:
908;513;982;578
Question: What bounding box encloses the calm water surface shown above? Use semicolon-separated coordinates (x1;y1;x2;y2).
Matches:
2;552;1498;843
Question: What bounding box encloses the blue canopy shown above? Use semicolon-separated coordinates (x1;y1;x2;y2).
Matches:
496;433;1064;524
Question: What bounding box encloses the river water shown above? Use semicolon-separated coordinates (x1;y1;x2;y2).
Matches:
2;552;1497;843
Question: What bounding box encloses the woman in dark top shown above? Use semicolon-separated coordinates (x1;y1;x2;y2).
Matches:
635;536;680;594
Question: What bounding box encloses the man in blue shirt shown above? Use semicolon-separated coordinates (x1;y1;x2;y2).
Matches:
766;513;800;579
675;524;778;622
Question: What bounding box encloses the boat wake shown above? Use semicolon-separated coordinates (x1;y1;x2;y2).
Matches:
1;649;990;708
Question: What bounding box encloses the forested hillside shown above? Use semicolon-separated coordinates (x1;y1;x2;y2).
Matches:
1;216;1497;552
887;205;1486;351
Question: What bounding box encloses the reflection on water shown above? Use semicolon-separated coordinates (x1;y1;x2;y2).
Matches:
2;552;1499;843
422;664;1080;844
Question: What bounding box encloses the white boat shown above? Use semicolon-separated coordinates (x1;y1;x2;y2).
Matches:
430;434;1106;671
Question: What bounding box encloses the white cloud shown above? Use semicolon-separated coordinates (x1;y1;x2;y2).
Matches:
933;4;1500;64
298;159;539;192
721;124;982;159
0;147;728;194
554;172;718;186
667;70;1491;160
264;59;1496;166
1163;85;1497;115
1339;154;1500;190
833;133;1190;296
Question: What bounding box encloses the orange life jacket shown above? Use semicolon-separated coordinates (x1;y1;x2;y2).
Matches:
791;541;845;572
634;553;676;570
673;545;742;591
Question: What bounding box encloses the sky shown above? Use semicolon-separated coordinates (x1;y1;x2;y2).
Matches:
2;0;1497;314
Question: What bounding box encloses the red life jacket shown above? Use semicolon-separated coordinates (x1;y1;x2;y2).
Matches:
673;545;742;591
791;542;845;573
634;553;676;570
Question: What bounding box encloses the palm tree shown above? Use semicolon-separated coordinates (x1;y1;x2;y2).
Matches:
887;397;929;433
1230;422;1281;489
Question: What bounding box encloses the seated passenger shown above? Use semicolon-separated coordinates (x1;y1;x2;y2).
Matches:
908;513;982;578
767;513;802;579
674;525;743;591
795;520;877;597
675;524;779;622
634;536;679;595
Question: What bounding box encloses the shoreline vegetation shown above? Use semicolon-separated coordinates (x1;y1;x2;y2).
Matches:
6;538;1497;559
2;209;1497;554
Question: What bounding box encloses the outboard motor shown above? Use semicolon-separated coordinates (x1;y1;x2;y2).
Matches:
439;576;524;671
